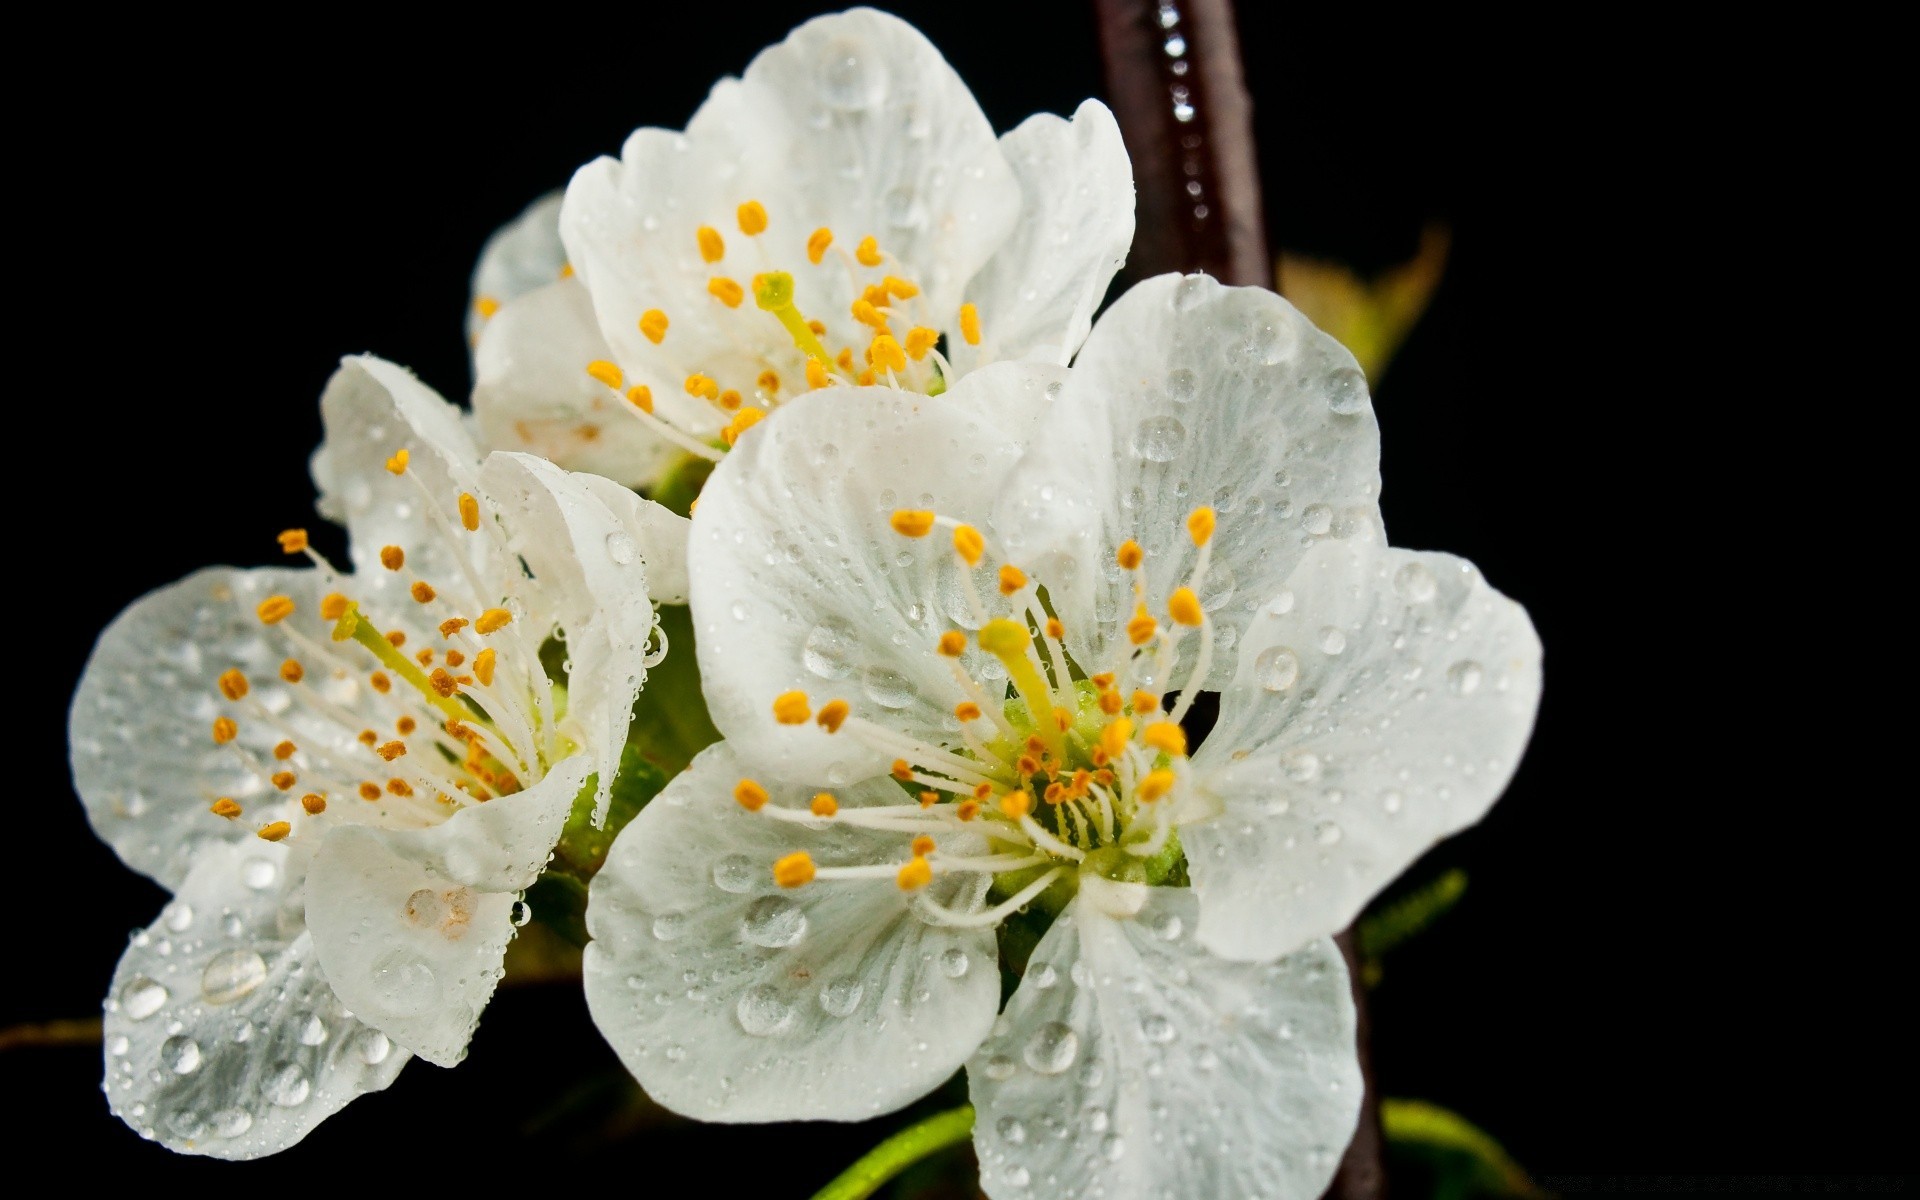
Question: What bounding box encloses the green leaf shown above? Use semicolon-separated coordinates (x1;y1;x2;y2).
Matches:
1381;1098;1541;1199
810;1105;976;1200
649;453;714;519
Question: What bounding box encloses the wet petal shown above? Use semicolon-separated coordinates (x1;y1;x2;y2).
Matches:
467;191;569;347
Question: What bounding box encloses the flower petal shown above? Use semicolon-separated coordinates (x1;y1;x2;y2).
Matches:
304;756;588;1066
967;882;1361;1200
102;840;407;1159
473;276;682;489
467;191;569;347
477;452;664;817
690;366;1061;785
583;742;999;1122
955;100;1134;371
1186;542;1542;961
994;275;1383;690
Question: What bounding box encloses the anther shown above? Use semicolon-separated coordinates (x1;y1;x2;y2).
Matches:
1045;617;1065;640
212;716;238;743
708;276;745;308
1137;769;1176;803
473;648;496;686
954;701;982;722
869;333;906;373
440;617;469;637
998;565;1027;595
959;303;981;346
271;770;296;791
773;691;812;724
257;821;292;842
218;669;249;701
1143;723;1188;756
774;851;816;888
627;385;654;412
396;716;417;734
273;740;296;760
1098;691;1124;715
855;235;883;267
722;407;765;446
429;668;459;697
937;630;967;656
952;525;984;566
1127;604;1158;645
905;326;938;360
210;797;242;819
279;659;304;684
476;295;501;319
851;298;887;329
359;782;382;801
973;782;995;800
301;793;327;815
1000;790;1034;820
883;276;919;299
1100;719;1134;761
387;779;414;797
718;389;743;410
919;791;939;808
386;630;407;648
912;835;936;856
807;227;833;264
896;857;933;891
586;360;624;389
1187;506;1216;546
810;793;838;817
891;759;914;782
805;359;832;389
386;448;410;475
816;699;850;733
475;608;513;634
411;581;436;604
640;310;669;344
380;546;405;571
376;740;407;762
277;528;308;554
756;369;780;395
1132;690;1159;713
862;283;892;308
697;225;725;263
457;493;481;531
1117;540;1144;570
359;730;378;745
891;509;936;537
1169;587;1204;627
686;373;719;401
734;779;769;812
956;800;981;821
737;201;768;235
256;595;295;624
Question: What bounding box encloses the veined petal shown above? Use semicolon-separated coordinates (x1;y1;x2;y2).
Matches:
477;452;665;818
583;743;999;1122
467;191;569;347
577;471;691;605
102;840;407;1158
304;756;588;1066
1186;542;1541;961
690;366;1061;785
995;276;1383;690
473;276;682;489
967;883;1361;1200
956;100;1134;371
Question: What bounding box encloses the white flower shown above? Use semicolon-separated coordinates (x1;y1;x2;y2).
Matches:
581;274;1542;1197
469;7;1134;488
69;356;684;1157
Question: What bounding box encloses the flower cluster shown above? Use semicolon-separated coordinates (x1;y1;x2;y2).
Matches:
67;9;1539;1195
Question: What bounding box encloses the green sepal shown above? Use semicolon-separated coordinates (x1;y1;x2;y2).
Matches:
1381;1098;1541;1200
1356;867;1467;985
648;453;715;519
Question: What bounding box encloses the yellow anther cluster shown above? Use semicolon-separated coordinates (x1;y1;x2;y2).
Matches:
774;851;816;888
640;310;669;344
475;608;513;635
1169;587;1204;627
586;360;624;389
380;546;405;571
816;699;850;733
735;779;769;812
278;528;308;555
810;793;838;817
256;596;295;625
210;797;242;819
218;669;249;701
737;200;768;236
773;691;812;725
891;509;935;538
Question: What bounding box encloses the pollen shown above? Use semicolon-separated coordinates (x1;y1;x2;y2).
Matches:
387;779;414;797
686;373;719;401
1133;689;1161;713
737;200;768;235
807;226;833;264
816;699;850;733
722;407;765;446
956;799;981;821
301;793;327;814
1187;506;1216;546
1098;690;1123;715
429;668;458;697
862;283;891;308
210;797;242;819
1137;769;1176;803
734;779;770;812
890;509;936;537
855;235;883;267
954;701;982;722
948;525;984;567
440;617;469;637
211;716;238;744
959;303;981;346
837;347;855;373
1127;604;1158;645
937;630;967;656
774;851;816;888
869;333;906;372
1000;790;1034;820
386;629;407;648
772;691;812;724
805;358;832;389
359;782;382;801
896;856;933;891
640;309;669;344
851;298;887;329
380;545;405;571
1044;781;1066;804
376;740;407;762
256;595;295;624
322;592;350;620
904;326;938;360
1117;540;1144;570
756;369;780;395
218;669;249;701
270;770;296;791
257;821;292;842
358;730;378;745
473;647;496;686
457;492;481;531
386;446;411;474
273;740;296;760
697;224;725;263
586;360;624;389
278;658;304;684
410;581;436;604
475;608;513;634
396;716;417;735
919;791;939;808
277;528;308;554
1100;719;1134;761
883;275;919;300
627;385;654;412
810;793;839;817
1091;673;1116;689
1169;586;1204;627
973;781;995;800
718;389;743;410
708;276;745;308
1143;723;1188;756
998;564;1027;595
1045;617;1065;640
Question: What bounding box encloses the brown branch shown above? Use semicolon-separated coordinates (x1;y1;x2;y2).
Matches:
0;1016;102;1051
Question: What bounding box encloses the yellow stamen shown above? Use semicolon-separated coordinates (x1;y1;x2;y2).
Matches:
752;271;832;361
810;793;838;817
911;835;936;856
855;368;875;386
1000;790;1034;820
959;303;981;345
1117;540;1144;570
868;333;906;373
256;596;295;625
277;528;308;554
937;630;967;657
954;701;982;722
627;385;654;413
210;797;242;819
476;295;501;319
1142;723;1188;756
735;779;769;811
952;525;984;566
836;348;855;373
386;629;407;648
380;546;405;571
211;716;238;744
273;740;296;761
805;359;832;390
918;792;939;808
891;509;936;538
998;565;1027;595
756;369;780;395
708;276;745;307
257;821;292;842
775;851;816;888
640;309;669;344
440;617;469;637
387;779;414;797
359;782;382;801
473;647;496;687
270;771;296;791
1100;718;1134;761
685;373;719;401
891;759;914;782
410;581;436;605
218;669;249;701
429;668;459;697
278;658;303;684
862;283;892;308
1132;690;1159;713
1045;617;1065;640
1169;587;1204;627
586;360;624;389
370;672;392;694
397;716;417;735
1098;691;1123;715
458;494;481;531
883;275;919;299
737;200;768;236
722;406;765;446
385;448;409;475
855;235;883;267
1127;604;1158;645
896;856;933;891
376;740;407;762
851;298;887;329
807;227;833;264
718;389;743;411
773;691;812;725
979;619;1061;756
816;699;850;733
1187;506;1216;546
956;800;981;821
974;781;996;800
904;326;938;361
475;608;513;635
697;225;725;263
301;793;327;815
1137;769;1176;803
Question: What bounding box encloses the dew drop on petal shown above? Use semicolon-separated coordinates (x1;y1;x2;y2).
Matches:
266;1062;310;1107
802;618;858;679
1027;962;1058;989
735;985;795;1037
107;1035;130;1057
939;947;970;978
604;531;636;566
1165;368;1197;404
1316;821;1344;845
712;855;756;894
818;977;864;1018
201;949;268;1005
160;1035;201;1075
861;664;913;709
651;912;687;941
240;857;278;890
1255;647;1300;693
1393;561;1438;602
511;900;533;928
1151;911;1183;940
740;896;807;948
1448;660;1484;695
1141;1015;1177;1044
817;36;887;111
1318;627;1347;655
351;1028;392;1065
164;904;193;933
1326;367;1368;415
1130;416;1187;463
298;1015;329;1046
210;1109;252;1138
982;1053;1017;1081
996;1115;1028;1144
1301;505;1333;536
1382;790;1405;815
1023;1022;1079;1074
120;977;169;1021
370;951;440;1017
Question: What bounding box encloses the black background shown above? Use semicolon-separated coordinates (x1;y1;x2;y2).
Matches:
10;1;1905;1187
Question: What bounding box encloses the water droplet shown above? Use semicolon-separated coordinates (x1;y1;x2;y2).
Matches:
1283;749;1320;781
1301;505;1333;536
107;1035;130;1056
1141;1015;1177;1043
604;531;636;565
1165;368;1197;403
883;186;928;230
649;912;689;941
1130;415;1187;463
1254;646;1300;692
166;1109;207;1139
1151;911;1183;940
240;857;277;890
163;904;193;933
1315;821;1344;845
818;36;886;110
735;985;795;1037
712;855;756;894
298;1015;329;1046
1028;962;1058;989
370;950;440;1017
160;1036;201;1074
940;947;970;978
1326;367;1368;415
996;1115;1028;1144
861;664;913;709
220;914;244;938
1004;1166;1031;1187
1448;660;1484;695
1172;276;1212;312
1318;627;1347;655
120;977;169;1021
1393;561;1438;602
983;1053;1017;1080
1102;1133;1126;1161
210;1109;252;1138
741;896;807;948
511;900;532;927
818;977;864;1017
1238;318;1296;366
266;1062;310;1107
1381;789;1405;815
1023;1022;1079;1074
729;600;749;622
351;1027;392;1065
802;618;859;679
200;948;268;1005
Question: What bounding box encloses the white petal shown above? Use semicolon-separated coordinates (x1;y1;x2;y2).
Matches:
304;756;587;1066
71;566;330;889
477;452;662;818
102;840;407;1159
955;100;1134;371
1185;542;1542;961
583;742;998;1122
994;276;1383;690
967;884;1361;1200
473;276;681;489
578;471;692;605
690;366;1061;785
467;191;569;345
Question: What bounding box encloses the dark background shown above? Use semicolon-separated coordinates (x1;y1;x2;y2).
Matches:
11;1;1904;1186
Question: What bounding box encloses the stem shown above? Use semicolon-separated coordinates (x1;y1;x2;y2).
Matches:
810;1104;975;1200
